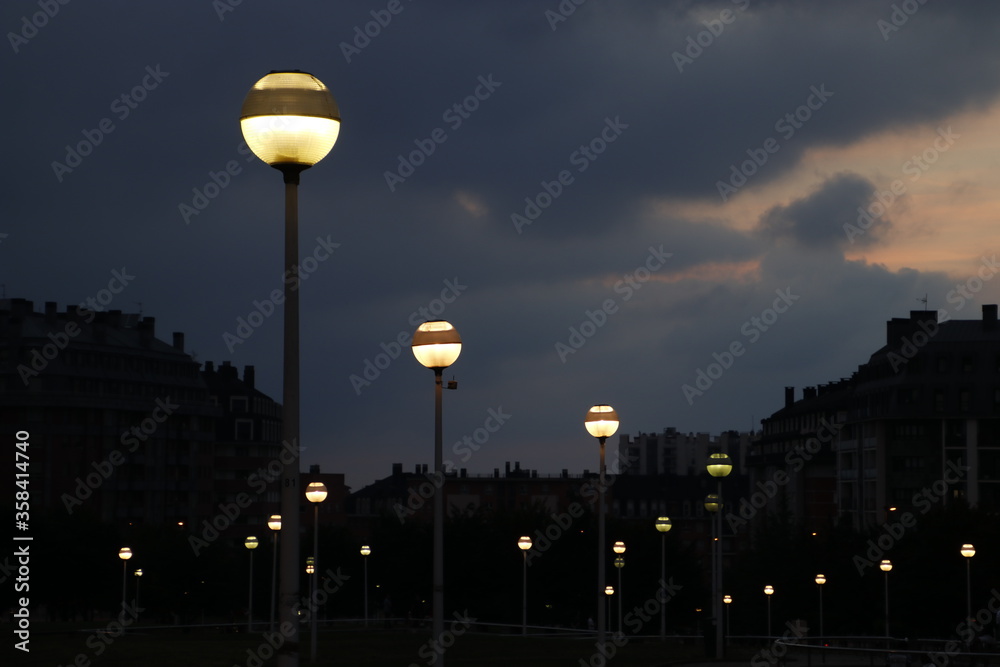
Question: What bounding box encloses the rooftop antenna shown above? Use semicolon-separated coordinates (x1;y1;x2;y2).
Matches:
917;294;928;310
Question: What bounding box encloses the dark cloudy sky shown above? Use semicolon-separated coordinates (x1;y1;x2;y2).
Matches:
6;0;1000;490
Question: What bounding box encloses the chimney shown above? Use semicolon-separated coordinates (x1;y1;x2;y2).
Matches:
505;461;511;476
44;301;57;322
244;365;255;388
138;317;154;346
172;332;184;351
204;361;214;373
784;386;795;408
392;463;402;476
984;304;998;331
803;386;817;401
309;464;320;474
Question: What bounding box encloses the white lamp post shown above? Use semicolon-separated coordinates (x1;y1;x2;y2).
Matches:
815;574;826;642
655;517;672;639
245;536;259;633
268;514;282;632
707;452;732;659
241;70;341;667
880;560;892;641
360;545;371;627
412;320;462;666
118;547;132;619
518;536;532;635
764;585;774;638
586;404;619;654
305;481;328;662
961;544;975;623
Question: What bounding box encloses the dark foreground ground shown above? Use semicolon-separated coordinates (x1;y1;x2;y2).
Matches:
8;623;721;667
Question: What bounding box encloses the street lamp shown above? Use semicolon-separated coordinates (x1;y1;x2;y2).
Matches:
118;547;132;618
585;404;620;654
518;536;532;635
604;585;615;635
412;319;462;666
305;481;328;663
306;557;315;575
880;559;892;640
241;69;341;667
360;545;371;627
764;585;774;638
707;452;732;660
245;536;259;633
133;569;143;623
961;544;975;623
268;514;282;632
723;595;732;641
815;574;826;642
655;517;672;639
614;555;625;636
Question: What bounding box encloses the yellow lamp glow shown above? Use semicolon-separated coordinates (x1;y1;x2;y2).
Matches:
245;536;259;550
518;536;532;551
411;320;462;369
655;516;672;533
240;71;341;168
707;452;733;477
268;514;282;531
584;405;619;439
305;482;328;504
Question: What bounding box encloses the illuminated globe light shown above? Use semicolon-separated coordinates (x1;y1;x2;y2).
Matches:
411;320;462;369
655;517;672;533
245;536;259;550
880;560;892;573
707;452;733;477
961;544;975;558
305;482;328;504
584;405;619;439
119;547;132;561
518;536;532;551
240;71;341;168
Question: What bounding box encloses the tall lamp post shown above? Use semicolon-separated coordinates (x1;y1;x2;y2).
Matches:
241;70;341;667
704;494;720;652
655;517;672;639
613;542;626;637
961;544;975;623
360;545;371;627
815;574;826;643
518;536;532;635
305;481;328;663
134;569;143;623
118;547;132;617
268;514;282;632
723;595;732;641
880;560;892;641
585;404;620;654
707;452;733;659
412;319;463;666
604;585;615;634
245;537;259;633
764;585;774;638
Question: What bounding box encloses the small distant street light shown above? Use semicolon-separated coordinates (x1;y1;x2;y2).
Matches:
764;585;774;638
518;536;532;635
655;517;672;639
245;536;259;633
361;545;371;627
815;574;826;641
586;404;619;654
268;515;281;632
880;560;892;640
961;544;975;623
